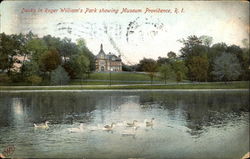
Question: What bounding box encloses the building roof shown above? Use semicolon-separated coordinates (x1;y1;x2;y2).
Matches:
96;44;121;61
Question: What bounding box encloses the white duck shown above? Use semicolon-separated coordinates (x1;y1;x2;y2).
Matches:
68;123;84;133
146;118;155;127
34;121;49;129
103;122;115;131
126;120;138;127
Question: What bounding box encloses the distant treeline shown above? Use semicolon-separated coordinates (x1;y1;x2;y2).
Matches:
123;35;249;83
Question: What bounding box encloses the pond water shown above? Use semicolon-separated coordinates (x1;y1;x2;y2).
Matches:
0;90;249;159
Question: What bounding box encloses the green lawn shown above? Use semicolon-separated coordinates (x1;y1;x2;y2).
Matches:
0;81;248;90
87;72;162;81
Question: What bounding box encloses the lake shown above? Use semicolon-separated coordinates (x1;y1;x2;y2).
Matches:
0;90;249;159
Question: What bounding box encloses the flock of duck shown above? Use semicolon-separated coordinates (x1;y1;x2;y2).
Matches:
33;118;155;135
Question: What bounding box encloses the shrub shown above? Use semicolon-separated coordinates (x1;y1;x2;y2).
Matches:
51;65;70;85
0;74;11;83
26;75;42;85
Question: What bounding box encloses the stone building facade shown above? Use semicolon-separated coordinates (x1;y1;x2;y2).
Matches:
95;44;122;72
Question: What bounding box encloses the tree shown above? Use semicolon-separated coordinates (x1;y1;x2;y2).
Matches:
59;37;78;63
241;39;250;80
179;35;204;59
26;75;42;85
0;33;21;74
26;38;48;62
176;71;183;83
51;65;70;85
43;35;61;50
199;35;213;47
22;60;40;78
212;53;242;82
76;38;95;71
171;60;188;81
187;56;209;82
159;64;175;84
71;53;90;85
139;58;158;85
40;49;61;74
167;51;177;60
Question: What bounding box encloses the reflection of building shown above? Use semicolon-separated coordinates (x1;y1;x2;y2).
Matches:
95;44;122;72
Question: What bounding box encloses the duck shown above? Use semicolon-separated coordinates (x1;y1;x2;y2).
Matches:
126;120;138;127
34;121;49;129
146;118;155;127
103;122;115;131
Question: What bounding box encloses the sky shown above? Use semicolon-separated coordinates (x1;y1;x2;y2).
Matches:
0;1;249;64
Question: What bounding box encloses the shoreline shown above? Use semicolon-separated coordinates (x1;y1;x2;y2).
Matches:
0;89;248;93
0;81;248;91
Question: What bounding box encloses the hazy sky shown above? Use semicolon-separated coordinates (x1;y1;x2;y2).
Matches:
0;1;249;64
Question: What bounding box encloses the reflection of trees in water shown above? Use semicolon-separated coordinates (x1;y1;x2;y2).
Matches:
0;96;13;127
138;91;249;137
0;92;138;126
0;91;248;136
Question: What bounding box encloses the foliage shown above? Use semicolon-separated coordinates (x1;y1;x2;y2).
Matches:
158;64;175;84
62;61;77;79
156;57;171;67
51;65;70;85
0;74;11;83
77;38;96;71
176;71;183;82
59;37;78;62
26;75;42;85
139;58;158;84
40;49;61;73
71;53;90;83
171;60;188;80
167;51;177;59
199;35;213;47
26;38;48;62
212;53;242;82
10;72;23;82
22;61;40;78
179;35;205;59
187;56;209;82
0;33;22;74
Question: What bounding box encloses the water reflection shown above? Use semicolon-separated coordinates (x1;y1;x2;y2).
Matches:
0;91;249;159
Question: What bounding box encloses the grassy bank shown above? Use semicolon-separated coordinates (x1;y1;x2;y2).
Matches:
87;72;162;81
0;81;248;90
0;72;169;86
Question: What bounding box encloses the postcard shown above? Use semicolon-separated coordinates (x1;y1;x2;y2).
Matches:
0;1;249;159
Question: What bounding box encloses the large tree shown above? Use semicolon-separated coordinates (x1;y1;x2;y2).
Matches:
26;38;48;62
59;37;78;63
179;35;205;59
139;58;158;85
187;56;209;82
0;33;22;74
71;53;90;85
171;60;188;81
158;64;175;84
212;53;242;82
76;38;95;71
40;49;61;76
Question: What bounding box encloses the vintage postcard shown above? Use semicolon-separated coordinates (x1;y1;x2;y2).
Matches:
0;1;249;159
